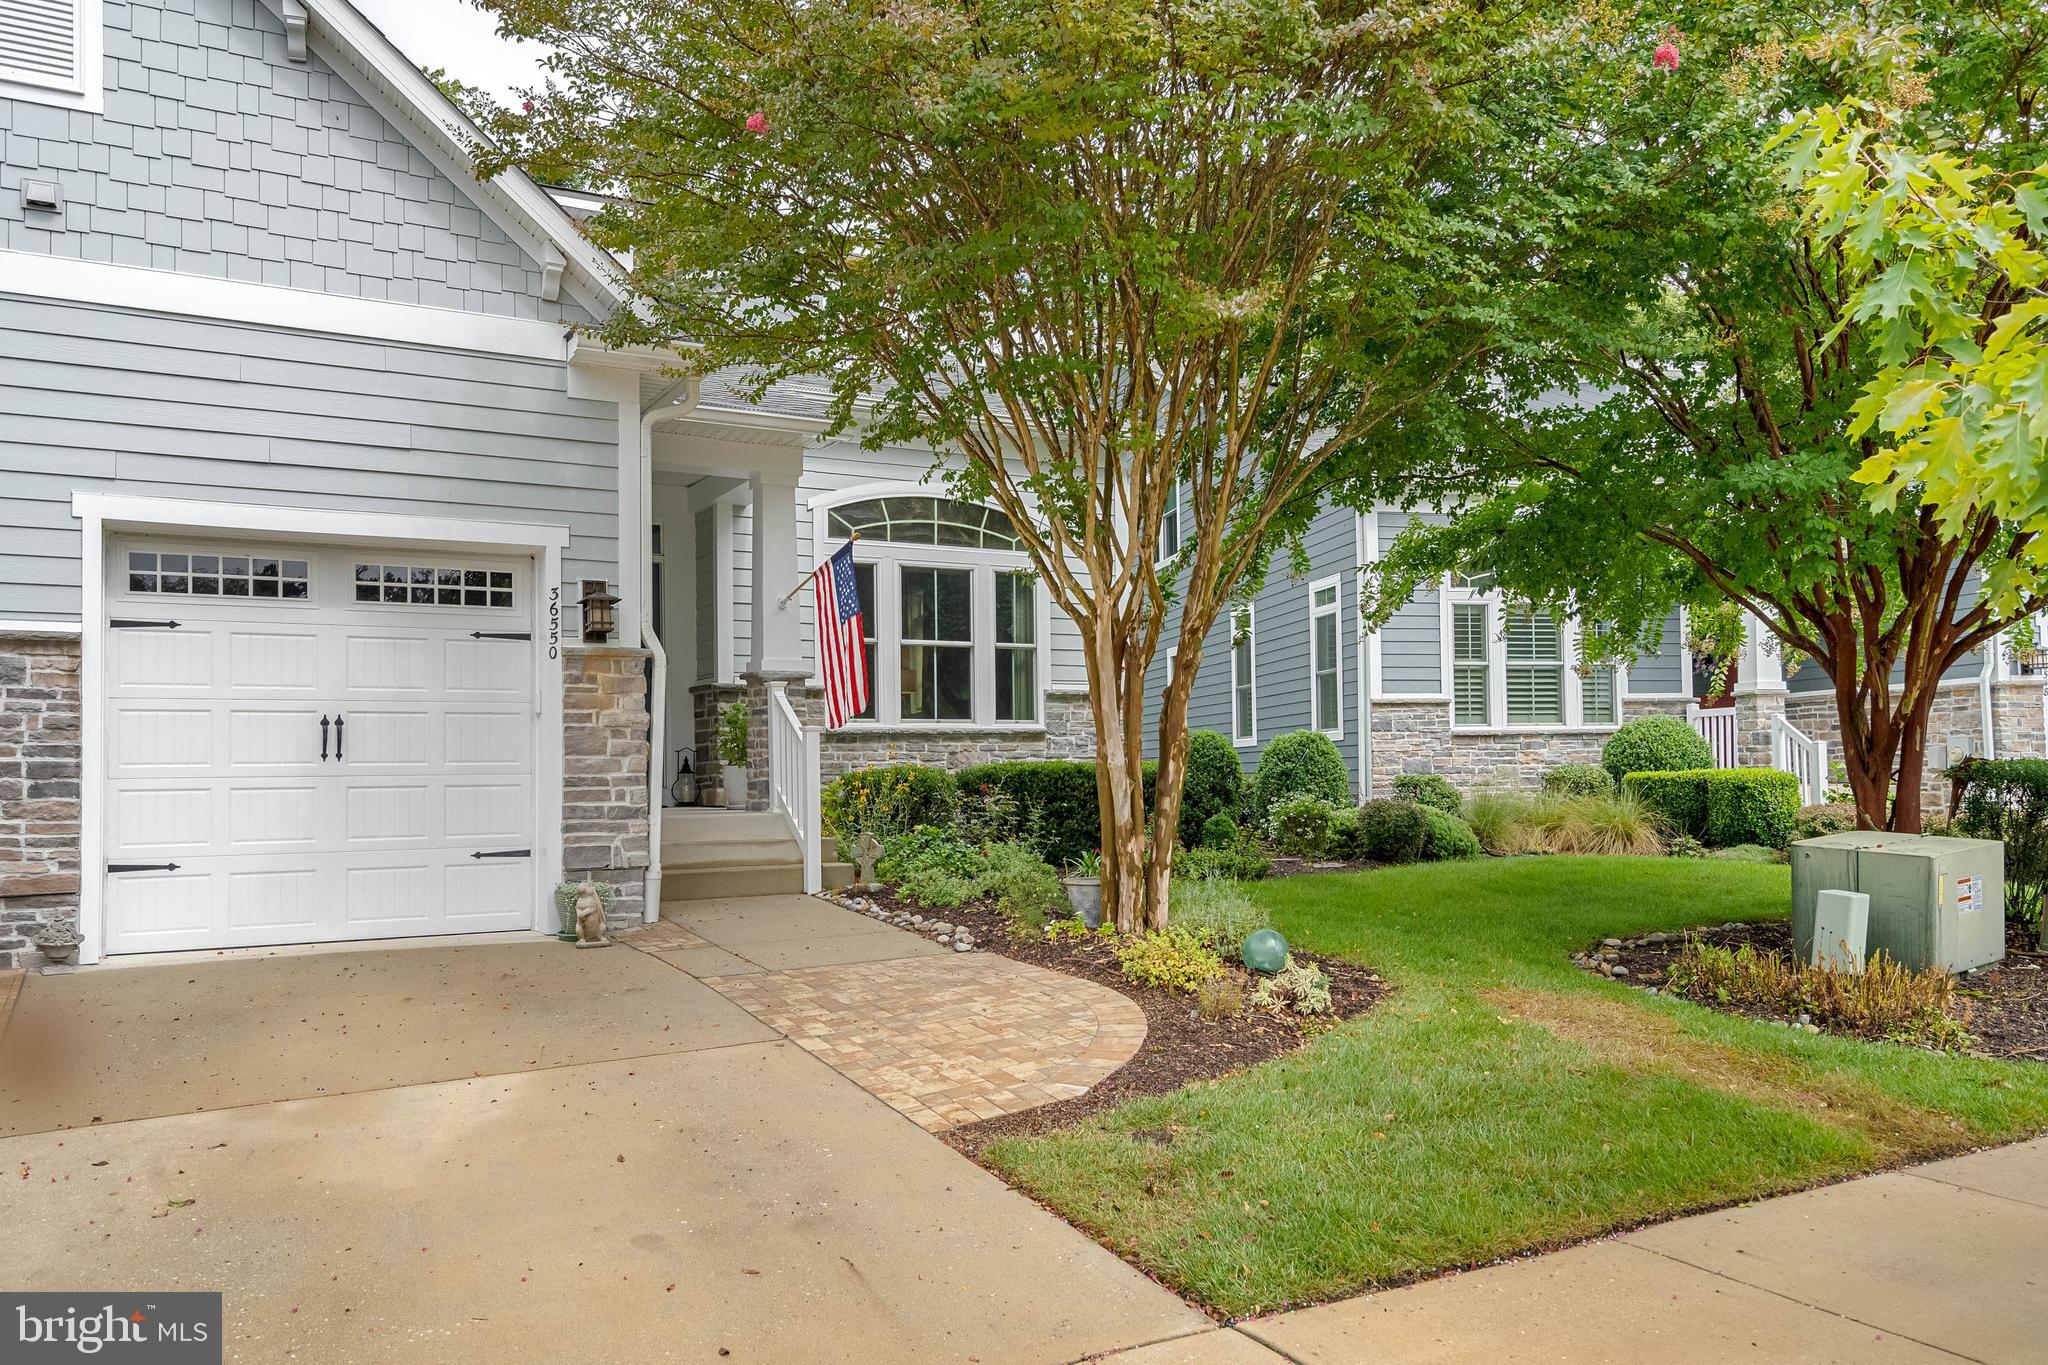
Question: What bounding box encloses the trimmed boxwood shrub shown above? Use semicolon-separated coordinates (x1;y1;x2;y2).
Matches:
1623;767;1800;848
1266;794;1346;859
1543;762;1614;798
1357;798;1429;864
1601;714;1713;785
1180;730;1247;842
822;763;955;851
1251;730;1352;821
1391;773;1462;815
1199;811;1240;849
1421;807;1483;860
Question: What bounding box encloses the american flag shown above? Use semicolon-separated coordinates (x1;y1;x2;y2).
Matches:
813;541;869;728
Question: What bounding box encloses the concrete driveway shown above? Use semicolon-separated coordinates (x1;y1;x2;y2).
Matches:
0;926;1206;1364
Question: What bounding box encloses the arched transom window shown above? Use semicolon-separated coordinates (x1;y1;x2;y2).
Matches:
817;491;1041;727
828;496;1023;551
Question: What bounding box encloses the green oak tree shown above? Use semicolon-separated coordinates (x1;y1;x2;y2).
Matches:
471;0;1530;930
1360;1;2048;832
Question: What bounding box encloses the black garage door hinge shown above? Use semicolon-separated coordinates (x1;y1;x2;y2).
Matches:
109;618;182;630
470;849;532;860
107;861;181;873
470;631;532;641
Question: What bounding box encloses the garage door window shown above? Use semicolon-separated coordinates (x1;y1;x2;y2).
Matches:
354;563;515;608
127;550;309;599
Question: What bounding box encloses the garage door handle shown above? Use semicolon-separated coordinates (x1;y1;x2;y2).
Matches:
334;714;344;761
320;714;330;761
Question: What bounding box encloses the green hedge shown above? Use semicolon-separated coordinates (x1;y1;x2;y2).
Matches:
1955;757;2048;926
1391;773;1462;815
953;758;1159;868
1623;767;1800;848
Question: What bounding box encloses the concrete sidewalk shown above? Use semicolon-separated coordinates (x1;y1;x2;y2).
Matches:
1109;1138;2048;1365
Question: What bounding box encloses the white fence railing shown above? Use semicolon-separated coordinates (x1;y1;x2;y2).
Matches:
1771;712;1829;806
767;688;823;894
1686;703;1738;770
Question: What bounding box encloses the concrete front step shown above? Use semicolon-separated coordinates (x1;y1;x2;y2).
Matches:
662;836;805;870
661;810;793;845
660;860;858;901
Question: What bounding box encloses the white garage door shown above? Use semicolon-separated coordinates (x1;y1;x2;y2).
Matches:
101;538;539;954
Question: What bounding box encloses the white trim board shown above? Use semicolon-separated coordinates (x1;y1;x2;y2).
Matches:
3;252;577;360
72;494;570;964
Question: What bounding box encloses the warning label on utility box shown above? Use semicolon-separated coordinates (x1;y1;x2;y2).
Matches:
1956;874;1982;915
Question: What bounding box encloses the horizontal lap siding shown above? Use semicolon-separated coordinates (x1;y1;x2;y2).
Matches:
1628;610;1686;694
0;295;617;619
1375;509;1443;695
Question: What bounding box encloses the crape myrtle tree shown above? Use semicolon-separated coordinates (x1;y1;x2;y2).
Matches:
1361;2;2048;832
472;0;1529;931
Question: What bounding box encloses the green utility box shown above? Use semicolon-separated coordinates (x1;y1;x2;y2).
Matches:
1790;832;2005;973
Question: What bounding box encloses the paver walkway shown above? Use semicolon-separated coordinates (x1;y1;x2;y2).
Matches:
624;895;1148;1131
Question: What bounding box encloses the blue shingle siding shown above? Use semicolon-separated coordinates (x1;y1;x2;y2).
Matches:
1374;509;1442;695
0;0;589;321
0;295;619;619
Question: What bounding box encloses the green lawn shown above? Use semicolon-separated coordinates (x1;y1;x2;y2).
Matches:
982;857;2048;1315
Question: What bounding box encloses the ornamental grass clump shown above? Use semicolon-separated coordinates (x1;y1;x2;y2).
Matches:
1170;878;1271;958
1666;941;1970;1052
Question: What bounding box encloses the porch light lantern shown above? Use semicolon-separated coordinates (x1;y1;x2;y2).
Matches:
579;579;620;643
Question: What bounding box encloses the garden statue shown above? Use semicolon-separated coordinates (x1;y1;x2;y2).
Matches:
573;880;611;948
853;832;883;891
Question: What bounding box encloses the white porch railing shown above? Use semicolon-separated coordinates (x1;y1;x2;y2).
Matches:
1771;712;1829;806
1686;703;1738;769
768;688;823;893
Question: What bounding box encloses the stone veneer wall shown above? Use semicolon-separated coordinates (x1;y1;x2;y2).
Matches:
0;633;82;970
795;687;1098;779
561;646;651;931
1782;680;2046;817
1368;697;1689;792
690;681;748;804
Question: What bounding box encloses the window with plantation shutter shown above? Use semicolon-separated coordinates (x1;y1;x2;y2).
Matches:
1504;609;1565;725
1452;602;1490;726
1581;665;1616;724
0;0;97;108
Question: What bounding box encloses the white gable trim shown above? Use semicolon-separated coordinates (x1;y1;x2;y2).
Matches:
267;0;628;320
1;251;574;358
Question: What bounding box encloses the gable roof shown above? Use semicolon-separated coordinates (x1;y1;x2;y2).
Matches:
279;0;628;320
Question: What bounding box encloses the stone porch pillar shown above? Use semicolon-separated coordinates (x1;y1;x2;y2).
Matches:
561;646;652;931
1731;612;1787;769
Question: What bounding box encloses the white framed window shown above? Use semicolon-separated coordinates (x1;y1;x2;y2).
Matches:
812;489;1045;728
1452;601;1490;726
1446;578;1626;730
1230;605;1256;744
1309;576;1342;737
1157;485;1184;566
0;0;104;112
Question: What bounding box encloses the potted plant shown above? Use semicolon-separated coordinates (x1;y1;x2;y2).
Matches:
1061;849;1103;929
29;923;80;966
717;699;751;810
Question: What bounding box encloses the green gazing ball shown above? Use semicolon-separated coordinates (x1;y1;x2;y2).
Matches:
1241;928;1289;974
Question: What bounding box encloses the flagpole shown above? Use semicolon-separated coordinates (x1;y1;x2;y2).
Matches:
777;532;860;607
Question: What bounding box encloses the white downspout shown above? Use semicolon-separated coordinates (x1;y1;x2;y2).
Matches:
640;380;700;921
1979;632;1998;762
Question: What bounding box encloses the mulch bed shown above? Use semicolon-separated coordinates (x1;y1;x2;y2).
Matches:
836;888;1387;1155
1577;918;2048;1060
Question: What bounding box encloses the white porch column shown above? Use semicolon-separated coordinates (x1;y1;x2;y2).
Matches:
747;469;808;678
